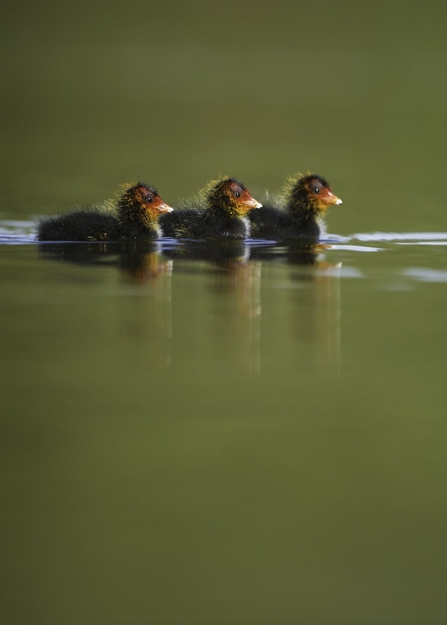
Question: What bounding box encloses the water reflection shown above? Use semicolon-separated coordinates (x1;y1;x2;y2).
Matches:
38;240;120;268
287;244;341;372
165;241;262;375
38;240;174;367
117;241;173;283
37;239;341;375
251;242;341;373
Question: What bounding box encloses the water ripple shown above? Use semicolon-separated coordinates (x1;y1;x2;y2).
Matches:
352;232;447;242
403;268;447;282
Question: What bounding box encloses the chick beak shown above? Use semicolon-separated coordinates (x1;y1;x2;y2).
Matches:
245;197;262;210
157;202;174;214
324;189;342;206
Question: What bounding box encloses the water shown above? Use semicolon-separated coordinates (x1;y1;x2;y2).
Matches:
2;227;447;624
3;1;447;623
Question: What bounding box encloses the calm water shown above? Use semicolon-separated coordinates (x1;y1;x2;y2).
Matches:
3;1;447;624
2;230;447;625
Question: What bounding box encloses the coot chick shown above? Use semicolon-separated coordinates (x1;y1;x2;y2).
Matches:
160;177;262;239
37;183;173;241
250;174;341;240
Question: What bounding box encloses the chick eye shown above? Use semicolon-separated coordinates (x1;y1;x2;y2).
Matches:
313;187;320;194
234;191;241;198
146;196;153;203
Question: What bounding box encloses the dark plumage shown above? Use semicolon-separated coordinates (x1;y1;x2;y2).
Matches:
37;210;117;242
160;177;262;239
37;182;173;241
249;174;342;240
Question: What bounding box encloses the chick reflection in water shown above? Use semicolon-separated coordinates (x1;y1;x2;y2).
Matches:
289;243;341;372
166;241;262;375
118;241;173;283
117;242;174;368
38;241;174;368
38;240;172;281
252;242;341;373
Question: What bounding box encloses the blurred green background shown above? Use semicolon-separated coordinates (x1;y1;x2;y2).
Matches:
2;2;447;625
2;0;447;232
